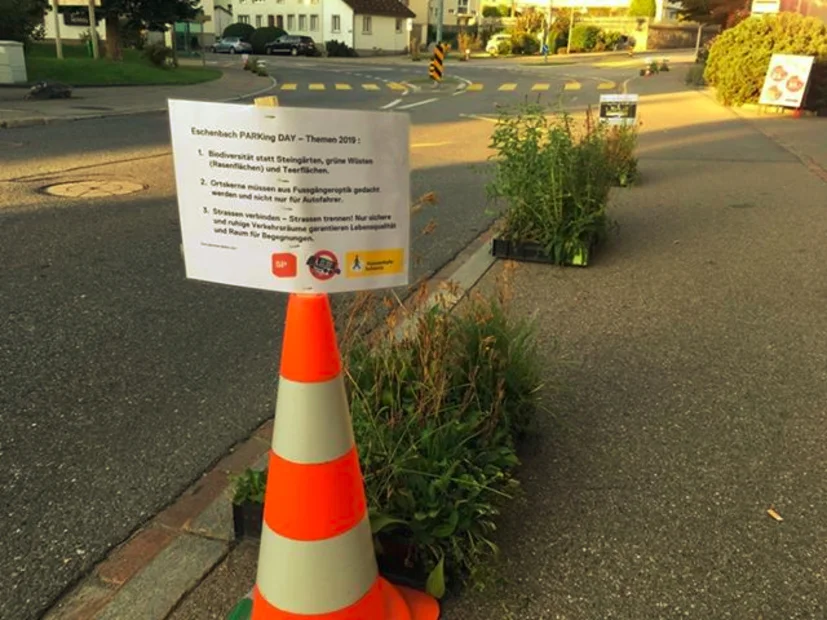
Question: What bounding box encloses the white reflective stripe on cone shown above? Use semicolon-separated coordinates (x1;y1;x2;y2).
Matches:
272;374;355;464
256;514;378;614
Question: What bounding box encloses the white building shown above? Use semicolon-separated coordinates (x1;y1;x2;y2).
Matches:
232;0;416;53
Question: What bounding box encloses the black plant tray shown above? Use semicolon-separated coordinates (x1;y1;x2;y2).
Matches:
232;501;264;540
492;238;592;267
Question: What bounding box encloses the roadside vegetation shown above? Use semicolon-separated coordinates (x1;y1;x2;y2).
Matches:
25;42;221;86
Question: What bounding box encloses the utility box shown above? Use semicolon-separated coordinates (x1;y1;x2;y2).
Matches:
0;41;28;84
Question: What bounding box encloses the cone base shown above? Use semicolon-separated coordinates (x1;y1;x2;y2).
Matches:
380;578;440;620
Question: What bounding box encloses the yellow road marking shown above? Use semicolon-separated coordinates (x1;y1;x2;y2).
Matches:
335;83;352;90
309;83;325;90
412;141;452;148
466;83;484;91
280;83;297;90
388;82;406;90
531;83;550;91
499;83;517;91
564;81;582;91
598;81;616;90
362;83;380;90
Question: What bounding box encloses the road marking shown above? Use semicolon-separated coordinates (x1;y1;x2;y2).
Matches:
412;142;452;148
531;83;550;91
499;83;517;91
280;83;297;90
397;97;439;110
598;81;616;90
564;81;582;91
466;83;484;91
381;98;403;109
388;82;406;91
362;84;380;91
335;83;352;90
459;113;499;123
309;83;325;90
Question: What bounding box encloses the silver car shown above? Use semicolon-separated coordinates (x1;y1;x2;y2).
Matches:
210;37;253;54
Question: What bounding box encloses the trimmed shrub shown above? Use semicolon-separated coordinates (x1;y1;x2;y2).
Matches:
482;4;510;17
250;26;286;54
222;23;255;42
511;31;539;55
596;30;624;52
143;42;173;67
569;24;601;53
704;13;827;110
495;38;513;56
628;0;656;18
326;40;357;57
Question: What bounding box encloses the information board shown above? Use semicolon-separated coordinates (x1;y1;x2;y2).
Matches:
168;99;410;294
758;54;815;109
599;94;639;126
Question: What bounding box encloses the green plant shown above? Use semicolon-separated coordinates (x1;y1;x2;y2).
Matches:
628;0;656;18
685;63;706;86
704;13;827;110
341;274;542;598
143;42;173;67
511;31;539;55
482;4;510;17
222;22;256;42
231;468;267;505
569;24;601;52
496;38;513;56
250;26;287;54
488;103;614;264
0;0;47;44
604;123;639;187
326;39;357;57
597;30;624;52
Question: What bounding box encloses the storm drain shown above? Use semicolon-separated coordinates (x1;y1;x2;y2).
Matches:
43;180;147;198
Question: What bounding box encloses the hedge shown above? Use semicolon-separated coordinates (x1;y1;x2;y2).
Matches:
250;26;287;54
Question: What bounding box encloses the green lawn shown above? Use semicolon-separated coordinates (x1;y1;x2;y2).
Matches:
25;43;221;86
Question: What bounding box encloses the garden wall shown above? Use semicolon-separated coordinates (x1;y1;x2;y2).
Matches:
647;23;720;50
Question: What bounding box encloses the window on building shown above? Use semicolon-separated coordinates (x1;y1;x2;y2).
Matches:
310;15;319;31
238;15;251;24
268;14;275;26
395;18;402;32
287;14;295;30
331;14;341;32
456;0;468;12
255;15;262;27
277;15;284;28
362;15;372;34
299;14;307;30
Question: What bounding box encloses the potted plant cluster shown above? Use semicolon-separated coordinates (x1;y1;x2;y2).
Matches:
488;103;631;267
230;468;266;539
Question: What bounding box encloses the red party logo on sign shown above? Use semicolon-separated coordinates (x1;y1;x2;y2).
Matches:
306;250;341;281
271;253;297;278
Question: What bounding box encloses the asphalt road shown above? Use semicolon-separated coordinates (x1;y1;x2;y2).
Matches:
0;57;676;619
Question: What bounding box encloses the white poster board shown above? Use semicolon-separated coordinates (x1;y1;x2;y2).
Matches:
599;94;638;126
168;100;410;294
759;54;815;108
750;0;780;14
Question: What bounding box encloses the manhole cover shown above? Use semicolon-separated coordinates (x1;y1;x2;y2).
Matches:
43;180;146;198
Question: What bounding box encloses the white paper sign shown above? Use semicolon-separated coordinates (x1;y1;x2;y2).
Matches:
599;94;638;126
759;54;814;108
168;100;410;294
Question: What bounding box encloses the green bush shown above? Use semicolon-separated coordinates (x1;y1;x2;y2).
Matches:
596;30;624;52
143;42;173;67
488;103;614;265
569;24;601;53
482;4;510;17
704;13;827;110
326;39;357;57
628;0;656;18
250;26;286;54
511;31;539;55
222;22;256;42
344;284;541;597
495;38;513;56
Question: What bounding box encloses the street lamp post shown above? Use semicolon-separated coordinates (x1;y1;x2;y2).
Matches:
566;6;574;55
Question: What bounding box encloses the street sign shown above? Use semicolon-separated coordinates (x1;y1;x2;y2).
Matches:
599;94;638;126
759;54;814;108
167;100;411;294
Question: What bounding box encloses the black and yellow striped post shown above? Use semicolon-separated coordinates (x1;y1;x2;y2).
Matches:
428;43;445;84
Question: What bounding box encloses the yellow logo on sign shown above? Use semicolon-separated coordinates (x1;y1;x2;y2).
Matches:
346;249;404;278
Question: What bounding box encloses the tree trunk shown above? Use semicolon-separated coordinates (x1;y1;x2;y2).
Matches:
105;11;122;60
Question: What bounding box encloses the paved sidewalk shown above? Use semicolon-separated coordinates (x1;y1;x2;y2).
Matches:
0;66;276;129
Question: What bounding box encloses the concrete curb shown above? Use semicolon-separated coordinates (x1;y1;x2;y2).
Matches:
0;77;279;131
40;223;498;620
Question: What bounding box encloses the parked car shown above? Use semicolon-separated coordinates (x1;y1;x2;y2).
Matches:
486;33;512;55
209;37;253;54
264;35;317;56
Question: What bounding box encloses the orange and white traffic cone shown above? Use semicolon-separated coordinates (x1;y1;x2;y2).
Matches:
252;293;440;620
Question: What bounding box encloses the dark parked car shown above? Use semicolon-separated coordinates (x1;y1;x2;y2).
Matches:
264;35;317;56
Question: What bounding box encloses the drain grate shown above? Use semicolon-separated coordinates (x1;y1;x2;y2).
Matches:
43;180;147;198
